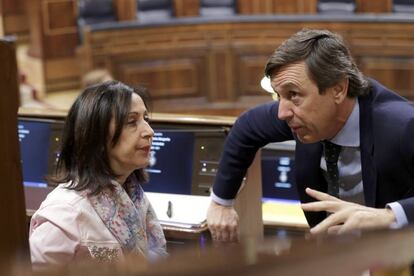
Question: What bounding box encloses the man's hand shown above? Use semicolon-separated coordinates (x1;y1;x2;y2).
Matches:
301;188;396;235
207;200;239;243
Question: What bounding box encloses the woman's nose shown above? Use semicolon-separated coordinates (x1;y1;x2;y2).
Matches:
142;123;154;139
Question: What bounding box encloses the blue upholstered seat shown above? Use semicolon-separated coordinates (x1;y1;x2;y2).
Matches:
317;0;356;14
77;0;116;42
137;0;173;23
78;0;116;25
200;0;236;17
393;0;414;13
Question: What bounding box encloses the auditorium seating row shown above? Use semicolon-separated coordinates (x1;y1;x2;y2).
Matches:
10;0;414;115
80;15;414;115
3;0;413;39
77;0;414;25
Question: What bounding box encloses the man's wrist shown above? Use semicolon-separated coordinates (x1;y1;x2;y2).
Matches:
210;191;234;206
386;202;408;229
384;208;397;226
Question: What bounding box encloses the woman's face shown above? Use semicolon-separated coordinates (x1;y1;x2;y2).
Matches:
107;93;154;180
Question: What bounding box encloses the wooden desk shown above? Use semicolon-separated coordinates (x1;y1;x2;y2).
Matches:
162;224;210;253
13;227;414;275
136;227;414;275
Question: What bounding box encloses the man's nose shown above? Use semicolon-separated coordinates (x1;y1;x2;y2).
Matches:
277;99;293;121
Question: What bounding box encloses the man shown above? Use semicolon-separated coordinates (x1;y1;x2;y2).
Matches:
207;29;414;242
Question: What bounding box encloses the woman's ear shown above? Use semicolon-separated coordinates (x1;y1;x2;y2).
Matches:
333;78;349;104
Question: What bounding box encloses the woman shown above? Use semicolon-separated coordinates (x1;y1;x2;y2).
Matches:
29;81;167;267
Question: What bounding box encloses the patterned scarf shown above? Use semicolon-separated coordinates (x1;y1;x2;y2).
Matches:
88;174;166;258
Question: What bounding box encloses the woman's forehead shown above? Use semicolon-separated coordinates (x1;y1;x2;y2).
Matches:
130;93;146;113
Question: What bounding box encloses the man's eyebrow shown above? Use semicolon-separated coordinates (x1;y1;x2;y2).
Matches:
272;81;299;94
279;82;299;89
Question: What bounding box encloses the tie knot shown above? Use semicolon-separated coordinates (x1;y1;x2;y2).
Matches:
322;140;342;163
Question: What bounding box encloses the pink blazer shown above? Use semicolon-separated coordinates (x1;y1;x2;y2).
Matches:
29;184;163;268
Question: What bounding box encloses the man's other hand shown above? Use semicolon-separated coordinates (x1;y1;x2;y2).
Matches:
207;201;239;243
302;188;396;235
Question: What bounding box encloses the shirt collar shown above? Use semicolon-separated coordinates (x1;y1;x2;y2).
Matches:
330;100;360;147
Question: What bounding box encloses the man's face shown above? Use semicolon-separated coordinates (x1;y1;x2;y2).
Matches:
271;61;342;143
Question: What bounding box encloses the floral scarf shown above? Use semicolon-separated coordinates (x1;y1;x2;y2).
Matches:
88;174;167;259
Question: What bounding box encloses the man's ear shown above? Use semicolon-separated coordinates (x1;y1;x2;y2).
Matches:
333;78;349;104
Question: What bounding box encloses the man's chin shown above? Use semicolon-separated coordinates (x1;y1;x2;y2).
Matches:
296;134;318;144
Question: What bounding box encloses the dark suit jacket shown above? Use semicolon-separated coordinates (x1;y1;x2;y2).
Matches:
213;79;414;227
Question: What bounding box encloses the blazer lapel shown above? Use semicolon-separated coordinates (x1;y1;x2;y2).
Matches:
295;140;327;226
359;96;377;207
295;141;326;200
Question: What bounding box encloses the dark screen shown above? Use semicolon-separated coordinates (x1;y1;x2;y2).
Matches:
18;119;52;188
143;130;194;194
261;145;299;202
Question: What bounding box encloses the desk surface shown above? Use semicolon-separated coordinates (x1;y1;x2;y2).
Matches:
18;107;236;126
25;186;308;233
262;199;309;230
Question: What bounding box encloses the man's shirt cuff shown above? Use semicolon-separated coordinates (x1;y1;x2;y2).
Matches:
210;191;234;206
386;202;408;229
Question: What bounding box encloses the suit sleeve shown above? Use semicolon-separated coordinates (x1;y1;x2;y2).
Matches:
397;118;414;223
212;101;293;200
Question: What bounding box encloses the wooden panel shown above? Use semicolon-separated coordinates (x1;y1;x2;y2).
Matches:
237;0;275;14
234;151;263;241
347;24;414;56
237;55;270;96
359;57;414;100
1;0;25;13
43;0;77;34
300;0;318;13
208;50;235;101
0;38;30;270
43;57;80;91
0;0;28;36
27;0;78;58
355;0;393;13
174;0;200;17
116;58;206;99
44;57;79;80
114;0;137;21
0;16;5;38
42;0;78;58
2;14;28;34
27;0;44;58
25;0;80;94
